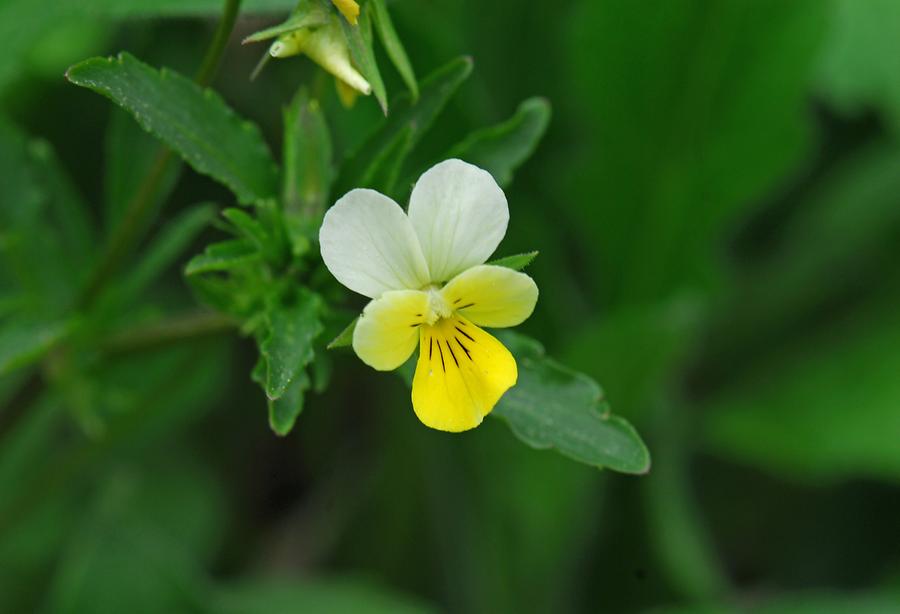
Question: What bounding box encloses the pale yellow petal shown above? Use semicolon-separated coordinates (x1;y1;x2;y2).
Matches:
332;0;360;25
440;265;538;328
353;290;430;371
411;316;517;432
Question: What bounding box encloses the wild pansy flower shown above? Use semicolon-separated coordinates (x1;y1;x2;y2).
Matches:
320;159;538;432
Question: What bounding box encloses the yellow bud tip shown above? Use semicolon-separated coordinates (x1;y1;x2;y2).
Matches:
332;0;360;25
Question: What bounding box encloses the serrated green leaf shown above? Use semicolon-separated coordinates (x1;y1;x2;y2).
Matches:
445;97;550;187
282;88;333;227
326;317;357;349
184;239;259;276
268;369;310;435
66;52;279;205
493;332;651;474
371;0;418;100
486;251;539;271
0;318;71;375
260;290;323;400
339;1;388;113
335;56;473;196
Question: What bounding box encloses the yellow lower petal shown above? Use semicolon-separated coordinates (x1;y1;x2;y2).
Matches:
353;290;429;371
411;315;517;432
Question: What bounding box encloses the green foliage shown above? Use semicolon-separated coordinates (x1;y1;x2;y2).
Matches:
327;316;357;349
4;0;899;612
445;97;551;187
817;0;900;133
487;251;539;272
336;56;473;195
704;292;900;481
213;579;435;614
0;319;71;375
371;0;418;101
66;53;279;205
259;290;323;401
282;88;333;250
185;239;260;275
339;0;388;113
566;0;826;304
103;108;180;231
104;204;216;308
495;333;650;474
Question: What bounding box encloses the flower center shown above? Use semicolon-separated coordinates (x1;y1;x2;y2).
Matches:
424;285;452;325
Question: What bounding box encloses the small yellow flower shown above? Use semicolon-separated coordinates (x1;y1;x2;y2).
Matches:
320;160;539;432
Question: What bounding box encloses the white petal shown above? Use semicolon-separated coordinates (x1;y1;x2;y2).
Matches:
353;290;429;371
320;189;430;298
408;159;509;283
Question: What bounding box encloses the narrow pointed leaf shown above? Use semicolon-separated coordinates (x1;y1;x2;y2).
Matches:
282;88;333;221
371;0;418;100
487;251;539;271
326;317;357;349
339;2;387;113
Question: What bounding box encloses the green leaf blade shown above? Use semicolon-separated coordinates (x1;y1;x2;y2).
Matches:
268;369;310;436
66;52;279;205
371;0;418;100
326;317;357;349
339;3;388;114
282;88;333;223
493;332;651;474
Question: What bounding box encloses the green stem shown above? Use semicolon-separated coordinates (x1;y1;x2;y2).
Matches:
99;310;236;356
78;149;173;308
195;0;243;88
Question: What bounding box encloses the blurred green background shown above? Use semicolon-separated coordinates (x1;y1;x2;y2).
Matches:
2;0;900;612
